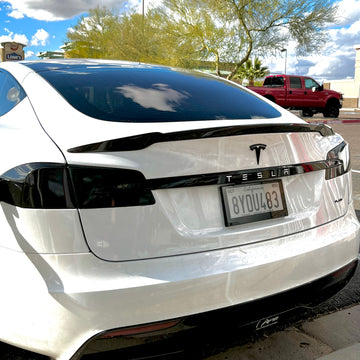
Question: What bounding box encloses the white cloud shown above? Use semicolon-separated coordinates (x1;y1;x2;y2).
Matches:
307;15;360;80
0;32;28;46
1;0;163;21
137;0;163;13
2;0;130;21
266;2;360;82
8;9;24;19
30;29;50;46
335;0;360;27
25;50;35;58
13;33;28;45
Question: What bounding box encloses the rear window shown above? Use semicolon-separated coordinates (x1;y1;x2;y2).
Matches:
37;65;281;122
263;76;284;87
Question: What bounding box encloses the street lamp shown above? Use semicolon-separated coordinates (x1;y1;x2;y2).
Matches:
281;48;287;75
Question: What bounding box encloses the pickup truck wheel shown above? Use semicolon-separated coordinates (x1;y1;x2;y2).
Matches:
300;109;313;117
323;103;340;118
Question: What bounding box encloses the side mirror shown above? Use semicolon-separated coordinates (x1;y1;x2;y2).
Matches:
312;85;323;92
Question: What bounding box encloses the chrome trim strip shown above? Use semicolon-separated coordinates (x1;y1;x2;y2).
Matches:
147;161;330;190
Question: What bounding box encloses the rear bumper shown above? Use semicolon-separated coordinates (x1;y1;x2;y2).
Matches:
0;205;359;360
84;259;358;358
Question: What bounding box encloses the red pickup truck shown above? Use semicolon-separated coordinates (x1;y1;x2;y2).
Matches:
247;75;343;118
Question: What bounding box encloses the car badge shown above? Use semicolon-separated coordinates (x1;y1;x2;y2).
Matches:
250;144;267;165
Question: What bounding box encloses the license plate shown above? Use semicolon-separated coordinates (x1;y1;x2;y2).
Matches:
221;180;288;226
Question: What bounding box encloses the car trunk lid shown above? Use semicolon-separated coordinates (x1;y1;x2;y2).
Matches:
63;123;349;261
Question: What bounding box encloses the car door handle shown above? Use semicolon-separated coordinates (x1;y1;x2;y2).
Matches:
304;91;308;95
289;90;292;94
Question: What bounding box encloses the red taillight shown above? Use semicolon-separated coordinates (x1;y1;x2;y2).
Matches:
100;319;181;338
0;163;74;209
325;141;350;180
68;166;155;208
0;163;155;209
331;260;357;279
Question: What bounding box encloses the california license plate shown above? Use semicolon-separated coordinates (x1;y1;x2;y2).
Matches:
221;180;288;226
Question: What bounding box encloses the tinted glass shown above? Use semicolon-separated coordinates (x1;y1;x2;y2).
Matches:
289;77;302;89
37;65;281;122
304;78;319;89
0;70;26;116
263;76;284;87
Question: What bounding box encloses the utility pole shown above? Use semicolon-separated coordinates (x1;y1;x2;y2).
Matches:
281;48;287;75
141;0;145;61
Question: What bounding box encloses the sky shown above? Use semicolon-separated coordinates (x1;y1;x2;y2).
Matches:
0;0;359;82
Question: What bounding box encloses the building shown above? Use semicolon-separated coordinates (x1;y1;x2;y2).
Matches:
37;51;65;59
326;44;360;109
0;42;26;62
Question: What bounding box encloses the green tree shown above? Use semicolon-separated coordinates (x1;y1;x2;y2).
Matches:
236;58;269;86
65;0;338;79
152;0;338;79
66;7;173;64
148;0;234;74
66;7;119;59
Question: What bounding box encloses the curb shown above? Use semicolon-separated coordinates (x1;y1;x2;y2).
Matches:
312;119;360;124
317;343;360;359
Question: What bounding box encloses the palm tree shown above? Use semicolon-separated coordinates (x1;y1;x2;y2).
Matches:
236;58;269;86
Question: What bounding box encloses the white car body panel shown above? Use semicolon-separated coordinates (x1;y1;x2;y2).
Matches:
0;204;89;253
0;98;65;175
0;207;357;360
80;171;350;261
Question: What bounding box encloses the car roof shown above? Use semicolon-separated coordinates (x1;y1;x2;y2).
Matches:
0;59;176;84
20;59;169;73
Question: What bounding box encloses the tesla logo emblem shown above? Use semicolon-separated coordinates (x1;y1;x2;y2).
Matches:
250;144;267;165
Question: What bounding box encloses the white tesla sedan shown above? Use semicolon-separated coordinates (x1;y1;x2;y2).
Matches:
0;59;358;360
